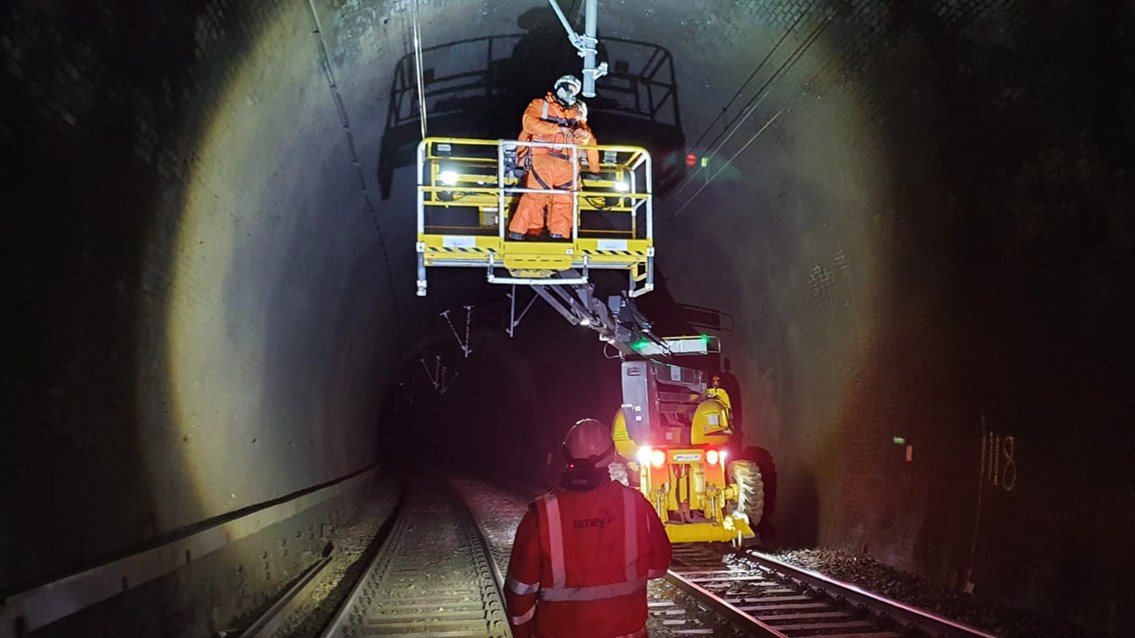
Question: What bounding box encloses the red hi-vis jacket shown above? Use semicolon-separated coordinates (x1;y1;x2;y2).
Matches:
505;480;671;638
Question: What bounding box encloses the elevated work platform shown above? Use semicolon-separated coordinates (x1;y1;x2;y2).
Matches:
415;137;654;296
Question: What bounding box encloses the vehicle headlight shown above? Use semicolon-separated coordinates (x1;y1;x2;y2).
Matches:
636;446;652;465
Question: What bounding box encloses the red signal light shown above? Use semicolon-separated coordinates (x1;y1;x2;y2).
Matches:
706;449;719;465
685;153;697;167
651;449;667;468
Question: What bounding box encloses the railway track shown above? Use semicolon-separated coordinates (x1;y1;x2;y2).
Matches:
665;544;999;638
319;476;509;638
244;476;997;637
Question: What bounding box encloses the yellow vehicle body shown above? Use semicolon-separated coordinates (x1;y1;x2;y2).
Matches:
613;385;755;544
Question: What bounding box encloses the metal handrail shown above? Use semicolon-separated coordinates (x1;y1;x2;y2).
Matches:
417;136;653;243
415;137;655;298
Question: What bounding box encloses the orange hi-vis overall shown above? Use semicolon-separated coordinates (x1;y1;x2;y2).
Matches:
508;93;601;238
505;480;672;638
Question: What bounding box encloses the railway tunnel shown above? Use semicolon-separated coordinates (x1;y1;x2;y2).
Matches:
2;0;1133;636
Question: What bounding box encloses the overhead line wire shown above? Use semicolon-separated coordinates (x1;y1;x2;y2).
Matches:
669;10;836;219
670;0;822;200
412;0;428;138
688;0;821;152
670;107;787;220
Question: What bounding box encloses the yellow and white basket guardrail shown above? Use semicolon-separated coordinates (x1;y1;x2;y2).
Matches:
415;137;654;297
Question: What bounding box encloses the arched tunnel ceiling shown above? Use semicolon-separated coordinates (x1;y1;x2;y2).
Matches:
3;0;1134;630
165;0;891;543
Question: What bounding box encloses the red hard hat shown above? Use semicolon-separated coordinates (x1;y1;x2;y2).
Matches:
562;418;616;468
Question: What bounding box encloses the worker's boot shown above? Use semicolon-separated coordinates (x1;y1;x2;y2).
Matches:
548;233;567;241
507;231;525;241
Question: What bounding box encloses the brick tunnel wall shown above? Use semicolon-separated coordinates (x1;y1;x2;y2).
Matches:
0;0;399;598
638;1;1135;632
2;0;1133;634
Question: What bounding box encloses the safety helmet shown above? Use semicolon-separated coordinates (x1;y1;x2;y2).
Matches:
553;75;582;107
562;418;616;469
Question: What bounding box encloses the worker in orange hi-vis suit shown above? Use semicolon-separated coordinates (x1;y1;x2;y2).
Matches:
505;419;671;638
507;75;601;241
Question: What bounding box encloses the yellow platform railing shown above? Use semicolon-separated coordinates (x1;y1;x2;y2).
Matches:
415;137;654;297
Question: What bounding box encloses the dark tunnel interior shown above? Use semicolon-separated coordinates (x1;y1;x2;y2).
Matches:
2;0;1134;636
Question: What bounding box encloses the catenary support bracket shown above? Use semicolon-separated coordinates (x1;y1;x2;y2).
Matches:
546;0;608;96
440;306;473;357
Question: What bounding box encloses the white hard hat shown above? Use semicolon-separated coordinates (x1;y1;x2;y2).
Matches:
554;74;582;95
562;418;616;468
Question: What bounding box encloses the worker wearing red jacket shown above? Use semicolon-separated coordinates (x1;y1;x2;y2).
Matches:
507;75;601;241
505;418;671;638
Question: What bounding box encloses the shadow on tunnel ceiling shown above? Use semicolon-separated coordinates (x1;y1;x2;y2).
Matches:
377;6;687;200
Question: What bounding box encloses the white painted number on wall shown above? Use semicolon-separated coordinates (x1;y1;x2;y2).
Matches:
981;420;1017;493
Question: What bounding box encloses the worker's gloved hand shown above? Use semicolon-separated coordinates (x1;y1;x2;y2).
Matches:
559;126;576;141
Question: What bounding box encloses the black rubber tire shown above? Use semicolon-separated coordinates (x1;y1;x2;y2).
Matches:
728;459;765;530
739;446;777;537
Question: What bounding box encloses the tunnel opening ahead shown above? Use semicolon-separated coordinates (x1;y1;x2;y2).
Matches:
3;0;1134;635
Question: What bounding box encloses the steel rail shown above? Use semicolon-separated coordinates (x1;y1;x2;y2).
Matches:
319;475;508;638
237;552;334;638
0;466;379;638
665;570;792;637
665;544;999;638
744;551;1000;638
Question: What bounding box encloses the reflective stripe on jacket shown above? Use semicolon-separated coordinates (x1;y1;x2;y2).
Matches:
516;94;600;171
504;480;671;638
